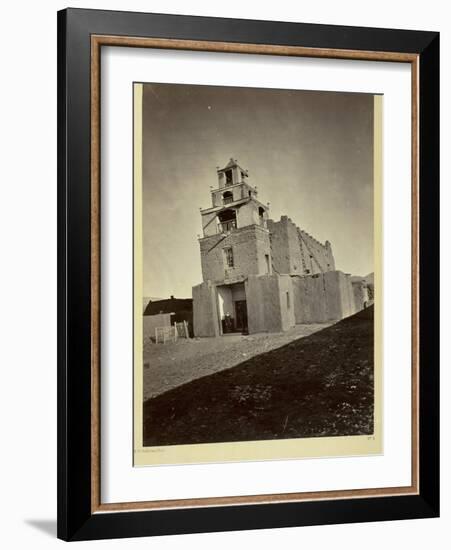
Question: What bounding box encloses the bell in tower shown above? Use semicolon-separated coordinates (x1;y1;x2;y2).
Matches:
216;158;248;188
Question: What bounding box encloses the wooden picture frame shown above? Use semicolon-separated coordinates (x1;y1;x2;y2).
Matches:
57;7;439;541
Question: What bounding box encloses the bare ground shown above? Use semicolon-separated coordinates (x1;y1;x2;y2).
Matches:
143;307;374;447
143;323;331;400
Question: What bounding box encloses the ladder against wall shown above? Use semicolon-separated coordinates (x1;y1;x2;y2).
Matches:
175;320;190;339
155;321;190;344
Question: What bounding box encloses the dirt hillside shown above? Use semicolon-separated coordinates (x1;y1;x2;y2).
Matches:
143;306;374;447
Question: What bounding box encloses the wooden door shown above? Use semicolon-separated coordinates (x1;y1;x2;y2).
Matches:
234;300;248;333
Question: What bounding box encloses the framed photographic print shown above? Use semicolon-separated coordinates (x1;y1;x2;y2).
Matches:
57;8;439;541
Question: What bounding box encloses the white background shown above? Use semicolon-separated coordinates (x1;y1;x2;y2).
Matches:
102;48;411;502
0;1;447;548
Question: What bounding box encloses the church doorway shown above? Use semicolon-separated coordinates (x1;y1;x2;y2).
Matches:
217;282;248;334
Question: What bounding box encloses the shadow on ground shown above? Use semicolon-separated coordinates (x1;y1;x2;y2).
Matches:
143;306;374;447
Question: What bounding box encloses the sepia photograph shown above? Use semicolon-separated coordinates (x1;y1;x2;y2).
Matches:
133;82;382;465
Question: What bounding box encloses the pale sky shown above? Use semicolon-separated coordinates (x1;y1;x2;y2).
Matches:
141;83;374;299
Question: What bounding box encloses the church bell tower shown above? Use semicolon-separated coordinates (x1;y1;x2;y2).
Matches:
198;158;272;284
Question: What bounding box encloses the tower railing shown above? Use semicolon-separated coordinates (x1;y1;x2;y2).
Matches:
218;220;237;233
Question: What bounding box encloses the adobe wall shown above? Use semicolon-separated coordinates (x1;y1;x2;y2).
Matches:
298;230;335;273
194;271;363;336
292;274;328;323
324;271;355;319
246;274;295;333
237;201;258;228
277;274;296;331
267;216;335;276
245;276;267;333
267;216;303;275
292;270;357;324
192;281;220;337
236;200;268;228
199;225;270;284
346;273;363;315
352;280;369;311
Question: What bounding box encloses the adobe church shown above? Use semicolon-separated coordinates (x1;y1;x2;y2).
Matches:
192;159;370;337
